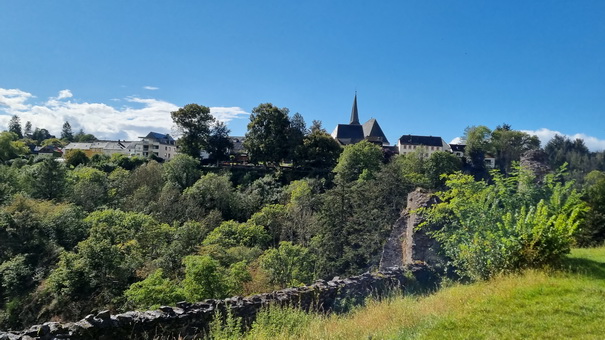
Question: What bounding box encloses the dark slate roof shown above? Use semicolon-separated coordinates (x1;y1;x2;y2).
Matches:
362;118;390;145
332;124;365;145
144;132;175;144
450;144;466;152
398;135;444;147
350;94;360;125
34;145;62;154
229;136;246;153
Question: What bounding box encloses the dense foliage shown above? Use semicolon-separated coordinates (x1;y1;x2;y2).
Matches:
0;111;603;331
422;168;586;280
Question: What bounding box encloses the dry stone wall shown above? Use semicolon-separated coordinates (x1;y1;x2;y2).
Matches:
0;264;437;340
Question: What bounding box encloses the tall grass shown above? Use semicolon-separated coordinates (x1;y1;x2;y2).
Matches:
208;247;605;339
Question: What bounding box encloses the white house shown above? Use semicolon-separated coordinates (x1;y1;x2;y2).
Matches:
397;135;451;157
130;132;178;161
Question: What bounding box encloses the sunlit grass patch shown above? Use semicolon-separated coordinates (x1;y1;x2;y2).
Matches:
226;247;605;340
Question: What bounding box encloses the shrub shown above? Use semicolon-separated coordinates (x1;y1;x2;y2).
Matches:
422;166;586;281
124;269;184;309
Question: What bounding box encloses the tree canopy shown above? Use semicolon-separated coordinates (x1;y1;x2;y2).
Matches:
244;103;292;166
171;103;215;159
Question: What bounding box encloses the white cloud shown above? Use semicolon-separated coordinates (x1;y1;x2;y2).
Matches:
449;137;463;145
57;89;73;99
0;88;249;141
210;106;250;123
143;86;159;90
0;88;33;112
522;128;605;152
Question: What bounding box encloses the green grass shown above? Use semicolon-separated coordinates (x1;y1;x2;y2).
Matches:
235;247;605;340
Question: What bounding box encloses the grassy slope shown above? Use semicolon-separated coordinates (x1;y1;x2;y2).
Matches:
244;247;605;340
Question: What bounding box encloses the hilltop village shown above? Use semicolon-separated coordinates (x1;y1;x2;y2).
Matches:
52;95;495;169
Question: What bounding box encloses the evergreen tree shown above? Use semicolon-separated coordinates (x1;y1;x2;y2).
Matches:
23;121;32;138
27;158;67;200
288;112;307;162
61;121;74;141
7;115;22;139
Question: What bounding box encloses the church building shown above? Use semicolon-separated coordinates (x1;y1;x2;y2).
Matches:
331;94;390;146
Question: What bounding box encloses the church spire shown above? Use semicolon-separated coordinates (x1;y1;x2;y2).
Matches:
350;92;360;125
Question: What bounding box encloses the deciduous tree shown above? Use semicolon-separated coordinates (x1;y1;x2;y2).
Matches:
207;121;233;163
162;154;200;190
171;103;215;159
0;132;29;163
491;124;540;174
334;140;383;182
259;241;313;287
244;103;291;166
295;129;342;170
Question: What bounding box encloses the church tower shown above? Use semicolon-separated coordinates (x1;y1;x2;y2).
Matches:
350;93;360;125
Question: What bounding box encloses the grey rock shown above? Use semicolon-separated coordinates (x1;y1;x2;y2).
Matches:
96;310;111;321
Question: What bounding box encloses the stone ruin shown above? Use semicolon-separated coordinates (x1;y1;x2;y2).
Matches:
380;188;444;271
520;149;551;183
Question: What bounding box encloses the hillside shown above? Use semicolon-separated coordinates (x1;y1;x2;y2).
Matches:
238;247;605;339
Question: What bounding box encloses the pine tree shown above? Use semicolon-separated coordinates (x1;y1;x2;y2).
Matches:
8;115;22;139
24;121;32;137
61;121;74;141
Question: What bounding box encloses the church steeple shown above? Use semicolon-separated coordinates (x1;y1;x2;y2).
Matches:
350;92;360;125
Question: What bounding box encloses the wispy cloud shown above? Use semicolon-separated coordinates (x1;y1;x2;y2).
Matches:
522;128;605;152
143;86;159;90
0;88;249;141
210;106;250;122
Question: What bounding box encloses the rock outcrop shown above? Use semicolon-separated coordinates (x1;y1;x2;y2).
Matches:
520;149;551;183
380;188;443;270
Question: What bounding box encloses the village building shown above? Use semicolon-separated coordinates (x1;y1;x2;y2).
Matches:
228;136;248;163
450;143;466;158
63;141;130;158
129;132;178;161
32;145;63;158
331;94;390;146
63;132;178;161
397;135;451;157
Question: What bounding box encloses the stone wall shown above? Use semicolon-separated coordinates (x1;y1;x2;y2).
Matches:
0;264;437;340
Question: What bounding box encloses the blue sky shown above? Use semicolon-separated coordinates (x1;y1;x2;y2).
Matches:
1;1;604;150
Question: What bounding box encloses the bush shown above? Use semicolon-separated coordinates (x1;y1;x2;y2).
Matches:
259;241;313;288
422;167;586;281
124;269;184;309
203;221;271;249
